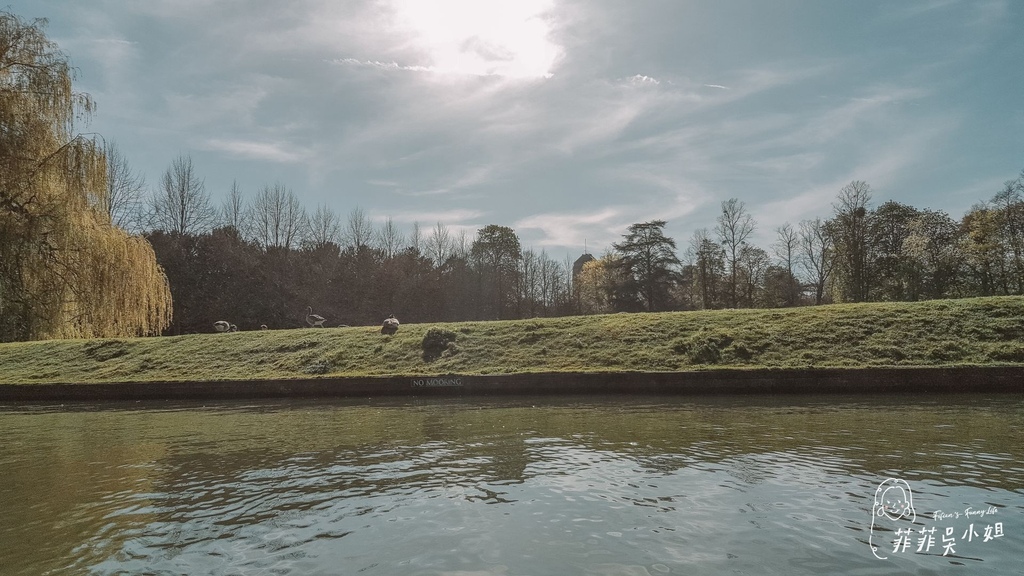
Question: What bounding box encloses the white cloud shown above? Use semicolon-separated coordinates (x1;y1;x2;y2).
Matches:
332;58;434;73
629;74;660;85
515;207;624;248
552;94;650;154
163;83;273;130
620;172;710;221
385;208;486;224
755;119;958;234
968;0;1010;29
86;37;136;64
878;0;959;21
385;0;562;78
203;138;307;163
402;165;499;197
878;0;1007;30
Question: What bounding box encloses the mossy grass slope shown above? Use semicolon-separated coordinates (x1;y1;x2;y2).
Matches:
2;296;1023;385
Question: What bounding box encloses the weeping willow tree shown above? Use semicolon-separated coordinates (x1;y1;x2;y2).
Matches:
0;11;171;341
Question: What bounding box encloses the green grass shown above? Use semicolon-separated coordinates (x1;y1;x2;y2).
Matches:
2;296;1024;385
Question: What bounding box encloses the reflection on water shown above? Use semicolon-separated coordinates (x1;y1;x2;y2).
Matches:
1;394;1021;575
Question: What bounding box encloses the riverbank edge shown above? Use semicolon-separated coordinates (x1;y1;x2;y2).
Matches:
1;366;1021;401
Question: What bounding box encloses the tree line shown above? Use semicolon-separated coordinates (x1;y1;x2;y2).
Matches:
578;176;1024;313
144;212;579;333
107;149;577;331
126;152;1024;333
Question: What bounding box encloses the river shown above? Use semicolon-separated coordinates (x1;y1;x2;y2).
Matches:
1;394;1021;575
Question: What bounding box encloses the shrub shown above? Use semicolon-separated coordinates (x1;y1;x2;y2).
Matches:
422;327;457;362
442;341;460;358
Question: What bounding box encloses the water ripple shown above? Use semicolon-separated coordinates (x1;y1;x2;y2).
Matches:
1;395;1022;575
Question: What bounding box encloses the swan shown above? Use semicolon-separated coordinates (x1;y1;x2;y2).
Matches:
306;306;326;328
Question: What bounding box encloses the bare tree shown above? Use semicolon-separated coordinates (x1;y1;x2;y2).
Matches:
250;182;306;250
539;250;562;312
831;180;873;301
737;245;770;307
772;222;801;306
409;222;422;253
425;221;453;267
799;218;834;305
375;216;406;259
520;248;540;316
688;227;725;309
773;223;798;274
716;198;755;307
221;180;248;235
148;154;216;235
991;178;1024;292
342;206;373;251
305;203;341;249
101;140;146;232
453;228;471;260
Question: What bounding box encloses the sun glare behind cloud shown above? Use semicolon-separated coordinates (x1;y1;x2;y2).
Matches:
389;0;560;79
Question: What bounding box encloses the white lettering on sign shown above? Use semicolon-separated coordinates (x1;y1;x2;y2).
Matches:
411;378;464;388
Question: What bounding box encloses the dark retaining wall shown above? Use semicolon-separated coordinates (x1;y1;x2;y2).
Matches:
0;367;1021;401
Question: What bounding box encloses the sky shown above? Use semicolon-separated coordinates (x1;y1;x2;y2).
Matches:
9;0;1024;258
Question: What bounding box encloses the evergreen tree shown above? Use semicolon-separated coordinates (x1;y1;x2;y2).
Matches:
613;220;681;312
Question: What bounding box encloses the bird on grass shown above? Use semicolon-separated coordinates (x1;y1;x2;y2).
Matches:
380;314;400;335
306;306;326;328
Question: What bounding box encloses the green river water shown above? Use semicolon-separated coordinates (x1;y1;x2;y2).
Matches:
1;394;1021;575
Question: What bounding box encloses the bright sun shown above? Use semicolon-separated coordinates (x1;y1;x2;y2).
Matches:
389;0;560;79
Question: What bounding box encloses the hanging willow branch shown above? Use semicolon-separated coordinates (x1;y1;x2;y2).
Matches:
0;11;171;341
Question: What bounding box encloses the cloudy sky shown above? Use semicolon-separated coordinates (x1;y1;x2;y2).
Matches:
11;0;1024;257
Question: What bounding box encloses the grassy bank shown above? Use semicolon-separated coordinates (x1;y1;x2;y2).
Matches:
1;296;1023;385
